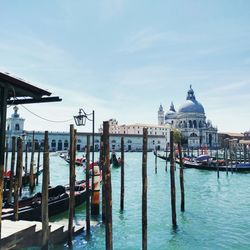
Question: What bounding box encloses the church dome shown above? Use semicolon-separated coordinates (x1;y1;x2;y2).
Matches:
178;86;205;114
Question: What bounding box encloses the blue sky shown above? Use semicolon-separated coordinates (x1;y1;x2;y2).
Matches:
1;0;250;133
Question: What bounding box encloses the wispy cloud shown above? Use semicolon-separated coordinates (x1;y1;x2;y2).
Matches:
120;28;191;54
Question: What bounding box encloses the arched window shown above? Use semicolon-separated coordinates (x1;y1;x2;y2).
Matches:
190;133;198;137
51;139;56;148
7;125;10;131
64;140;68;148
189;120;193;128
15;124;20;131
58;140;63;151
193;120;197;128
127;139;132;144
199;121;203;128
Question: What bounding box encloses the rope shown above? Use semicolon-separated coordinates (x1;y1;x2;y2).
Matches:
20;104;73;123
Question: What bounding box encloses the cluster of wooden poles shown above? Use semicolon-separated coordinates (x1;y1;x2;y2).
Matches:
0;131;41;238
67;121;123;249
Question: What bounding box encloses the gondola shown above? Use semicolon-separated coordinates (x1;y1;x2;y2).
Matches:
153;150;170;161
110;153;121;168
176;158;250;172
2;184;86;221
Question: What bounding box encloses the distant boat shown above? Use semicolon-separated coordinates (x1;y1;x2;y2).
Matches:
176;158;250;172
153;150;170;161
110;153;121;168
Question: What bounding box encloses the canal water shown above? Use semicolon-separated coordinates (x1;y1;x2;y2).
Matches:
22;152;250;249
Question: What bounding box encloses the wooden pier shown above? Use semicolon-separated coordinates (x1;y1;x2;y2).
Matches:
0;219;84;250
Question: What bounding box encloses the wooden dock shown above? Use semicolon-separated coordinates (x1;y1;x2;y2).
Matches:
0;219;84;249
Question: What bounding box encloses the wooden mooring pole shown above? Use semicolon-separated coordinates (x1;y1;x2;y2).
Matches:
24;143;28;175
178;142;185;212
165;144;168;172
18;137;23;197
170;131;177;228
4;142;9;192
29;131;35;192
142;128;148;250
14;137;22;221
216;147;219;179
68;125;76;245
42;131;49;250
85;135;91;236
8;136;16;203
155;147;157;174
103;121;113;250
102;134;106;222
36;143;41;185
120;137;125;211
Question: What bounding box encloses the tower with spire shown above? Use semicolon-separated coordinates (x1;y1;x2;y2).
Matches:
158;104;164;125
6;106;25;145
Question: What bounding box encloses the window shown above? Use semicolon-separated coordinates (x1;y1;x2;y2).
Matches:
15;124;20;131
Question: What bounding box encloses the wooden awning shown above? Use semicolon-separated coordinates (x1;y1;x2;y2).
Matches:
0;72;62;104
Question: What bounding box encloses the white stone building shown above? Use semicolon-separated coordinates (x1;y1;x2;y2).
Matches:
6;108;169;152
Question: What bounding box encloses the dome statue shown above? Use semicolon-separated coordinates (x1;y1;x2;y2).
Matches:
178;85;205;114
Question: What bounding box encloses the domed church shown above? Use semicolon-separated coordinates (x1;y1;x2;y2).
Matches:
158;85;218;148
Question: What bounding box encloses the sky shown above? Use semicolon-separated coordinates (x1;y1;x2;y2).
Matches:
1;0;250;133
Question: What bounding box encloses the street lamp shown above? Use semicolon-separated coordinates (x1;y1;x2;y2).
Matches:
74;108;95;213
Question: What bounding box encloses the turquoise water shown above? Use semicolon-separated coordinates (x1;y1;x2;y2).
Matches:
21;152;250;249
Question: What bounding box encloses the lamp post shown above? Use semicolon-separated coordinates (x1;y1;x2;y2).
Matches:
74;108;97;214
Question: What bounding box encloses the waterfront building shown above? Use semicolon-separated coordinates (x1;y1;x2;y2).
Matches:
6;109;170;152
158;85;218;148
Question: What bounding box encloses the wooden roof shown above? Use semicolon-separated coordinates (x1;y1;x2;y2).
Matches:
0;72;61;104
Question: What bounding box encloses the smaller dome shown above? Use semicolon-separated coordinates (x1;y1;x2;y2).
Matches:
165;102;177;120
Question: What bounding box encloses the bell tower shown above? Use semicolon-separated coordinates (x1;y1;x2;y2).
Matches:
158;104;164;125
6;106;25;144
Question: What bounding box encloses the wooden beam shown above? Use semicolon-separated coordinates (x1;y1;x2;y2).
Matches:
0;86;8;239
7;96;62;105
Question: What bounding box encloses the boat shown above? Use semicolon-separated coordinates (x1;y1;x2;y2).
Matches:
2;184;87;221
63;155;86;166
153;150;169;161
110;153;121;168
176;157;250;172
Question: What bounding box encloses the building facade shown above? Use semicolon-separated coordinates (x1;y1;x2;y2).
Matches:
158;86;218;148
6;108;169;152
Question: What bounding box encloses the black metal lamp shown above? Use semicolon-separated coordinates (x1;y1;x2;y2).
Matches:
74;109;89;126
